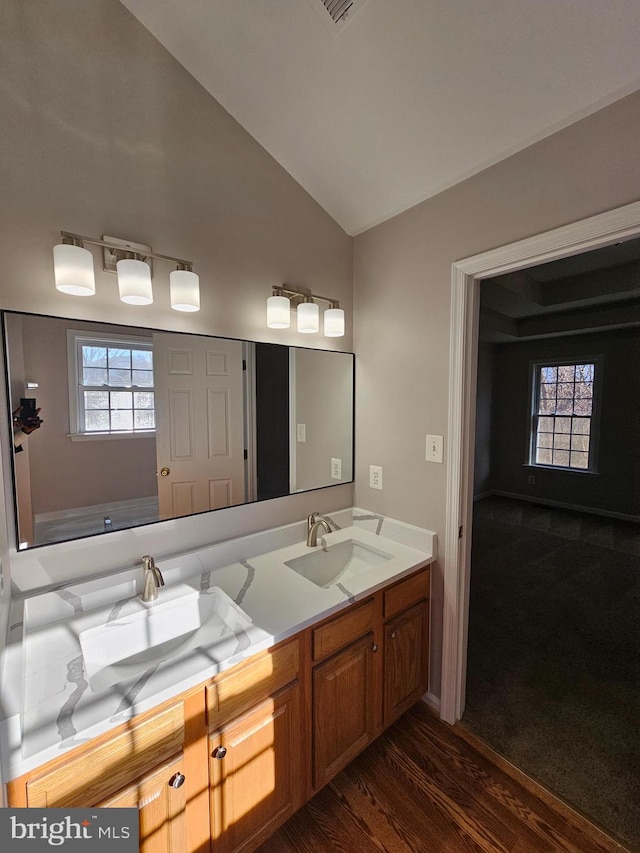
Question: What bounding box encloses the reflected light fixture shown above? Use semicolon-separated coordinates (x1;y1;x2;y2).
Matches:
267;284;344;338
52;232;200;312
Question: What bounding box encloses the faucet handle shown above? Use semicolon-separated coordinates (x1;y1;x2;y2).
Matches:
307;512;320;529
142;555;155;571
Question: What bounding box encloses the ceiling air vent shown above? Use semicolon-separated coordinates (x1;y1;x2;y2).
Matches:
307;0;370;33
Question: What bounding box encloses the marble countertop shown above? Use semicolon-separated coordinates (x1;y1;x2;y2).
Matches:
0;508;435;781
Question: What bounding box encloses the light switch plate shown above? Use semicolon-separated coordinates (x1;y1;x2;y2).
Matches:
297;424;306;443
369;465;383;490
331;457;342;480
426;434;444;463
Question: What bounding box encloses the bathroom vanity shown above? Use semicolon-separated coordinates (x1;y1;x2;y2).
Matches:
4;517;434;852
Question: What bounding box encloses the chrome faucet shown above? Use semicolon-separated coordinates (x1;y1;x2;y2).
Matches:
141;555;164;602
306;514;331;547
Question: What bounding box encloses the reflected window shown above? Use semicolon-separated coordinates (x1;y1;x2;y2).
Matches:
70;332;155;434
529;360;600;472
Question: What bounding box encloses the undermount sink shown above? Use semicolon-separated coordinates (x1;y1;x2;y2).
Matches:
285;538;393;589
79;583;251;691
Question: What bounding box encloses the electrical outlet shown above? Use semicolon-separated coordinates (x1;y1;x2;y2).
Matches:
331;457;342;480
369;465;383;490
528;475;535;485
296;423;306;443
426;434;444;464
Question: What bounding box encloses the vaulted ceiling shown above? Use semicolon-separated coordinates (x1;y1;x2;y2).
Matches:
119;0;640;235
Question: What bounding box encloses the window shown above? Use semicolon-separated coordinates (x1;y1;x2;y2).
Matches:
68;331;155;436
530;360;599;471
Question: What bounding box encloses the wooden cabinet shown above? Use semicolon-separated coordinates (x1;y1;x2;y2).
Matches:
99;753;187;853
383;600;429;726
313;632;377;789
208;681;302;853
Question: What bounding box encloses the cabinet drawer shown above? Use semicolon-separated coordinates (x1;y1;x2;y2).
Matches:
206;636;300;730
26;702;185;808
384;567;430;620
312;598;376;663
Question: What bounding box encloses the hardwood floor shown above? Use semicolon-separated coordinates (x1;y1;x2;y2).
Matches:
258;702;630;853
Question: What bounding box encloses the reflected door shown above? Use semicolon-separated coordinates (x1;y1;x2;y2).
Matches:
153;333;245;519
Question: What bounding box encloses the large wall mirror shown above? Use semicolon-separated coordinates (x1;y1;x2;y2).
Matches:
3;311;354;549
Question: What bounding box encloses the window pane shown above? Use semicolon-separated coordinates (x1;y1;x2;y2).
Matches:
575;381;593;397
539;399;556;414
571;434;590;452
574;397;592;415
134;410;155;429
132;349;153;370
82;346;107;368
558;365;575;382
108;368;132;386
576;363;594;382
538;416;554;432
536;432;553;449
84;391;109;409
85;410;110;431
556;398;572;414
541;366;557;383
555;417;571;433
572;419;591;435
553;434;570;450
111;391;133;410
540;383;556;399
536;448;553;464
570;451;589;469
133;391;154;409
111;410;133;430
132;369;154;387
108;348;131;369
553;450;570;466
557;383;573;398
83;367;108;386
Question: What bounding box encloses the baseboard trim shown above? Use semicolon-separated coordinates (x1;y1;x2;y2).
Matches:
421;691;440;715
486;490;640;524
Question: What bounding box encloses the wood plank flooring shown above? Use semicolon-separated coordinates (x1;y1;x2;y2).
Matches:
258;702;630;853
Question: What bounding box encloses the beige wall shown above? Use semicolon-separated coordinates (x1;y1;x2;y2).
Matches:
353;91;640;696
0;0;353;592
293;348;353;491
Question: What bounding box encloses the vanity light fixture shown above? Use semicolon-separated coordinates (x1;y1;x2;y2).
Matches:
52;232;200;312
267;284;345;337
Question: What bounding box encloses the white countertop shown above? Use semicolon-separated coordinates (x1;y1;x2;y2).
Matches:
0;511;435;781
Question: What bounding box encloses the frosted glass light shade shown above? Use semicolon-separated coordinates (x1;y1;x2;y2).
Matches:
53;243;96;296
324;307;345;337
297;301;319;334
170;269;200;312
267;295;291;329
116;258;153;305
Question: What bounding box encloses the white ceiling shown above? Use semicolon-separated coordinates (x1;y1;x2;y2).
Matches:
119;0;640;236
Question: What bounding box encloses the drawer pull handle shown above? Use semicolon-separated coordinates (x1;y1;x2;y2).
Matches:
212;746;228;760
371;643;378;653
169;772;185;789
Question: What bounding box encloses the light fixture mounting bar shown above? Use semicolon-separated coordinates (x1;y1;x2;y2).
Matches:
59;231;193;273
273;284;340;309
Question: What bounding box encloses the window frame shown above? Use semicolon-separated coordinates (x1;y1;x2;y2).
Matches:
527;356;602;474
67;329;156;440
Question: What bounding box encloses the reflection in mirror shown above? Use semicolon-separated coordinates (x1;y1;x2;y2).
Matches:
3;312;354;549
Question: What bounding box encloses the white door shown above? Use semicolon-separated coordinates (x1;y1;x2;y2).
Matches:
153;333;245;520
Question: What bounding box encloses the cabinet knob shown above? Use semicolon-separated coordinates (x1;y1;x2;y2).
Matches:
212;746;227;760
168;772;185;789
390;631;397;640
371;643;378;653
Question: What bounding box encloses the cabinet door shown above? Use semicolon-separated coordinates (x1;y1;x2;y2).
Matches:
384;600;429;726
209;681;302;853
98;753;187;853
313;633;377;790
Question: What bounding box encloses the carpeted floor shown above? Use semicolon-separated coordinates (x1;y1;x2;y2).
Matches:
463;496;640;851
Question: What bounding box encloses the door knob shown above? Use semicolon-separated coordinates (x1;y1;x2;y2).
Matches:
371;643;378;653
212;746;227;760
168;772;185;789
390;631;397;640
160;467;170;477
